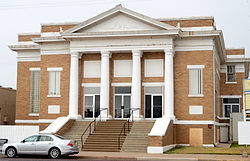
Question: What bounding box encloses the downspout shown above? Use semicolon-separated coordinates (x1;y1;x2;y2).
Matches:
213;39;216;146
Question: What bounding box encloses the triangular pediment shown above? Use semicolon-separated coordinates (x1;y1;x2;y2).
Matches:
64;5;176;34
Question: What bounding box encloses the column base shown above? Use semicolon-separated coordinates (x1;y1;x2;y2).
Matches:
163;115;175;120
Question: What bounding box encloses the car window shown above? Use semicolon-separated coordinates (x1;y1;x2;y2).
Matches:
38;136;53;142
53;134;66;140
24;135;38;142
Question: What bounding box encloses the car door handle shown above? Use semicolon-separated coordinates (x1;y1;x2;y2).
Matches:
48;143;52;145
31;143;35;145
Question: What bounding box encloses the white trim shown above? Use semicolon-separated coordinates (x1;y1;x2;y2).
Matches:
48;105;60;114
18;32;41;36
188;94;204;97
47;95;61;98
174;120;214;124
187;65;205;69
29;68;41;71
81;83;100;87
41;50;70;55
41;32;61;37
15;119;55;124
142;82;164;87
178;144;190;146
175;47;214;51
181;26;215;31
227;55;245;59
203;144;215;147
189;106;203;114
220;95;242;98
28;113;39;117
214;122;230;126
156;16;214;21
15;120;39;124
17;57;40;62
47;67;63;71
41;22;80;26
147;144;176;153
225;82;237;84
111;83;131;87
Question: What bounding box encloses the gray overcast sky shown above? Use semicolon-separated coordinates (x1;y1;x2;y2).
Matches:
0;0;250;89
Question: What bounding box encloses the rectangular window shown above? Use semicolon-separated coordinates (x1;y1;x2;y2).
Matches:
189;69;203;96
227;65;236;82
223;98;240;117
48;71;60;96
30;70;40;113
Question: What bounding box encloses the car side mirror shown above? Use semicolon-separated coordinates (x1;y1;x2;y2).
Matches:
21;140;25;143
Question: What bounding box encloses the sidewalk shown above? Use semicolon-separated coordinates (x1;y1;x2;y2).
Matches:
77;151;250;161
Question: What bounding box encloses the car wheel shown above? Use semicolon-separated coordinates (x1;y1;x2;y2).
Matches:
6;147;17;158
49;148;61;159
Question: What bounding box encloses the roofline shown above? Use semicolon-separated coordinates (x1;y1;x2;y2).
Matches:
226;47;245;50
64;4;177;34
41;22;80;26
18;32;41;36
156;16;214;21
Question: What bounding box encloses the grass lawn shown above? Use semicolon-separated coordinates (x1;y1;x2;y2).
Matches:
165;144;249;155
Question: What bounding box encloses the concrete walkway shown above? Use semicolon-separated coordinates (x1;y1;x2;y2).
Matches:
77;151;250;161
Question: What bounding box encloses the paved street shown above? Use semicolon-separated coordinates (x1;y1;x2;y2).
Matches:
0;155;136;161
1;152;250;161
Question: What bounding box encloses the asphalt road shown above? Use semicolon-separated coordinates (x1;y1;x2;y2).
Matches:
0;155;137;161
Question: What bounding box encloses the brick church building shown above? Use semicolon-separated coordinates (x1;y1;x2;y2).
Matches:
9;5;249;153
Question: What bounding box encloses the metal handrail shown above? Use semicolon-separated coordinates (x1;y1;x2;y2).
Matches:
129;108;140;122
81;119;96;150
99;108;108;122
118;122;127;150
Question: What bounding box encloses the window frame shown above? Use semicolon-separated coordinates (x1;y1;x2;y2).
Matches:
187;65;205;97
222;98;240;118
29;68;40;115
47;68;63;97
226;65;236;83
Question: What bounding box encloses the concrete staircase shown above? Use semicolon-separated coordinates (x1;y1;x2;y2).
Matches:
62;121;91;149
121;120;155;153
82;120;132;152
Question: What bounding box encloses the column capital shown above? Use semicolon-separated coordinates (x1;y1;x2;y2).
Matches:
101;51;112;58
164;49;175;56
70;51;79;56
132;50;142;57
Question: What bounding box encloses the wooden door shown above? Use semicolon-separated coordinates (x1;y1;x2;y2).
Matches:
189;128;203;146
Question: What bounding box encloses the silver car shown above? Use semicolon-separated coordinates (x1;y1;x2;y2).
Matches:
1;134;79;159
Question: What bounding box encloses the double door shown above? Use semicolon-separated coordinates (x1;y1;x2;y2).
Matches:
115;94;131;118
145;95;162;118
84;95;100;118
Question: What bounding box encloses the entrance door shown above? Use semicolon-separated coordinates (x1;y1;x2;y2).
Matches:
145;95;162;118
115;95;131;118
84;95;100;118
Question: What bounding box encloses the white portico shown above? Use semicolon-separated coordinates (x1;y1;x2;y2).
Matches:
62;5;179;120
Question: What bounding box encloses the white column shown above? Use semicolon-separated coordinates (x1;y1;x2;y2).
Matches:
131;50;142;118
164;49;175;119
100;51;111;119
69;51;80;119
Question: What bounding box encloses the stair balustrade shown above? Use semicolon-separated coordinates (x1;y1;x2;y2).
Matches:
81;119;96;150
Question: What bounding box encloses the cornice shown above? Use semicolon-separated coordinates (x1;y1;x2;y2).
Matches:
9;44;40;51
61;29;180;39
